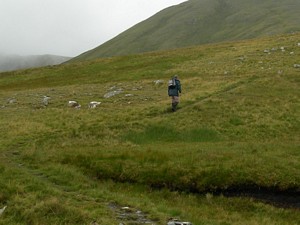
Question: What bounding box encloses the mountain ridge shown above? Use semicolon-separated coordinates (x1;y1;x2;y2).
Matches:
70;0;300;62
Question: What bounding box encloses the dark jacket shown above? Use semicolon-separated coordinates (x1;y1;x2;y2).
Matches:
168;79;181;96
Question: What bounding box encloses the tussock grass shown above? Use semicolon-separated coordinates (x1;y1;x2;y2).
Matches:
124;125;220;144
0;33;300;224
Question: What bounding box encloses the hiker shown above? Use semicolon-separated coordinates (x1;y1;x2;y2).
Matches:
168;75;181;112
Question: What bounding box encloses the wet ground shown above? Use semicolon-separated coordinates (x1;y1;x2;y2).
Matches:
220;187;300;209
108;202;158;225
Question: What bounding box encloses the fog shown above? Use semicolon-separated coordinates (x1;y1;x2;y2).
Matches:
0;0;186;57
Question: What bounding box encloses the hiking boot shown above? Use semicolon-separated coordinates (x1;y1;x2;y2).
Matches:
172;103;177;112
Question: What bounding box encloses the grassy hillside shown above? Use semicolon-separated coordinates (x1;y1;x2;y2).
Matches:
0;33;299;224
70;0;300;61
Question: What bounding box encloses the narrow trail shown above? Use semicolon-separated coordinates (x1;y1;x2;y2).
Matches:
1;150;158;224
182;75;260;110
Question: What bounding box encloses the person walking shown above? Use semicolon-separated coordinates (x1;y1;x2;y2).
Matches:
168;75;181;112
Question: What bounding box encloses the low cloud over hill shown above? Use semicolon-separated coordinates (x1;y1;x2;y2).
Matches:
0;54;71;72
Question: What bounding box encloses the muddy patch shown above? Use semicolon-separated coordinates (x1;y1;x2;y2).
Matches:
108;202;158;225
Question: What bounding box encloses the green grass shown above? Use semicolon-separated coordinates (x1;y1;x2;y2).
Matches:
124;125;220;144
0;33;300;224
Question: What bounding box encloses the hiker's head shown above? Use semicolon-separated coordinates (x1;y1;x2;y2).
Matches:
173;75;178;79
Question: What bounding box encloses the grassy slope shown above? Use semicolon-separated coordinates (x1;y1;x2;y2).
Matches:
0;33;299;224
70;0;300;61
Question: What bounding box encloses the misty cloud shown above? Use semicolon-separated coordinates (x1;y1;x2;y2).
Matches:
0;0;186;57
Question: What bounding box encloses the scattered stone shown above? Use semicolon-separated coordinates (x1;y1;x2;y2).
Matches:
167;218;193;225
280;46;285;52
109;203;157;225
42;96;51;106
7;98;16;104
109;86;117;90
104;90;123;98
121;206;131;211
278;70;283;75
88;101;101;109
264;49;270;53
132;86;143;91
90;221;99;225
290;52;294;55
298;43;300;47
0;206;7;216
294;64;300;68
68;101;81;108
154;80;164;85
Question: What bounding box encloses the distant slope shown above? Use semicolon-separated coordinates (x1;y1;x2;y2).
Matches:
70;0;300;62
0;54;72;72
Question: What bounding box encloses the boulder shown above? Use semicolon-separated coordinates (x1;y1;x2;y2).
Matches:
154;80;164;85
43;96;51;106
104;90;123;98
68;101;81;108
294;64;300;68
88;101;101;109
7;98;16;104
0;206;7;216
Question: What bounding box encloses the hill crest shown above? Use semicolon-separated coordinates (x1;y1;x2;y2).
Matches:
70;0;300;62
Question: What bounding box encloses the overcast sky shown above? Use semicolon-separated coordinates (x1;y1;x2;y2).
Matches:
0;0;187;57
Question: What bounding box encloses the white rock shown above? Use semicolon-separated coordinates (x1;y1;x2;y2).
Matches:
0;206;7;216
43;96;51;106
68;101;81;108
125;94;134;97
294;64;300;68
297;43;300;46
7;98;16;104
167;219;193;225
104;90;122;98
153;80;164;85
88;101;101;109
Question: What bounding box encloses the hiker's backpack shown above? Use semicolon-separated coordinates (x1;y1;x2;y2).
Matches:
168;78;176;89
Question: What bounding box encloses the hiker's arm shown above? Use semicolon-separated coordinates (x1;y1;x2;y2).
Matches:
177;81;182;93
